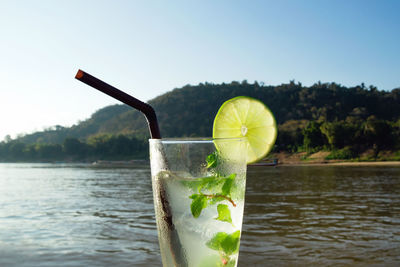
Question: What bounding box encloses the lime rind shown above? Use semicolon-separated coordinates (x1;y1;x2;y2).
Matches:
213;96;277;164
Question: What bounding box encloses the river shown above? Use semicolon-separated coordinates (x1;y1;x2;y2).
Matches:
0;163;399;266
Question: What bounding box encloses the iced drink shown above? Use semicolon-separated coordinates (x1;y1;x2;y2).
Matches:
150;139;247;267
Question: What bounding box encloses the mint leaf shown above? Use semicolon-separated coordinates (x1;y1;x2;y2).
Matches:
206;231;241;256
208;195;227;206
201;176;225;192
181;175;223;193
220;230;241;255
181;180;203;192
206;152;219;168
206;232;228;251
221;174;236;196
190;194;208;218
215;204;233;224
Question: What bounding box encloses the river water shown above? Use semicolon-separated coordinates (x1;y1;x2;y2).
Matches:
0;163;399;266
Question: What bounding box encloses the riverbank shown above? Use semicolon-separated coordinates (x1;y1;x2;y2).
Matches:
272;151;400;166
1;150;399;167
277;160;400;167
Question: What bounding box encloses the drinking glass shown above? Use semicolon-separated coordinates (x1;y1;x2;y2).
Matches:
149;138;247;267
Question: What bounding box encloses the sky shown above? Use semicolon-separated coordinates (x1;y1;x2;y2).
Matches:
0;0;399;141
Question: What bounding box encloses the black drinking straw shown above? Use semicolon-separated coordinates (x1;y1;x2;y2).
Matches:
75;69;161;139
75;70;186;267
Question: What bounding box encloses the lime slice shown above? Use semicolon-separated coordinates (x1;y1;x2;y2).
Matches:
213;96;277;164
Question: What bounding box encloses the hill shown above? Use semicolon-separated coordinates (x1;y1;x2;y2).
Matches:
17;81;400;143
2;81;400;162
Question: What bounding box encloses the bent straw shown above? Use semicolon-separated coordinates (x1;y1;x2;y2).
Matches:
75;70;186;267
75;69;161;139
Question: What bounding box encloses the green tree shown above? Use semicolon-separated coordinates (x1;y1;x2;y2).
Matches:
303;121;326;151
276;120;307;151
36;144;63;161
320;122;349;149
9;142;26;160
63;138;88;158
364;116;394;157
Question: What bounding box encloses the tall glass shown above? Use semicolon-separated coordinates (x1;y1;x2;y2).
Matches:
149;138;247;267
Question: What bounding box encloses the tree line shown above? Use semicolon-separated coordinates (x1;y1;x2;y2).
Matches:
0;134;148;162
2;116;399;162
277;116;400;160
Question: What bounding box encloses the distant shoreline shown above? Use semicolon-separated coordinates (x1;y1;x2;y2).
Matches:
277;161;400;167
270;151;400;167
1;158;400;167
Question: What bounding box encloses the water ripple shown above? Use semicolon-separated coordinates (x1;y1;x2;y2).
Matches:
1;163;400;266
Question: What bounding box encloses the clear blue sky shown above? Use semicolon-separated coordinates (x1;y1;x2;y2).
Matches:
1;0;399;140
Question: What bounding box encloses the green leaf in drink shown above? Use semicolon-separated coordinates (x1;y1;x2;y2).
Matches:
206;151;219;169
215;204;233;224
221;173;236;196
220;230;241;255
181;179;202;192
206;230;241;256
206;232;228;250
199;176;225;193
208;195;227;206
189;194;208;218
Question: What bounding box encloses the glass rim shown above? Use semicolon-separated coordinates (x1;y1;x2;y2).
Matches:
149;137;246;144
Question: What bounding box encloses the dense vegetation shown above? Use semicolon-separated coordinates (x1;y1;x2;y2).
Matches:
0;134;147;162
1;81;400;162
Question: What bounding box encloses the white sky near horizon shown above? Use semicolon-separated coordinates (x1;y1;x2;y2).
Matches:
0;0;399;141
